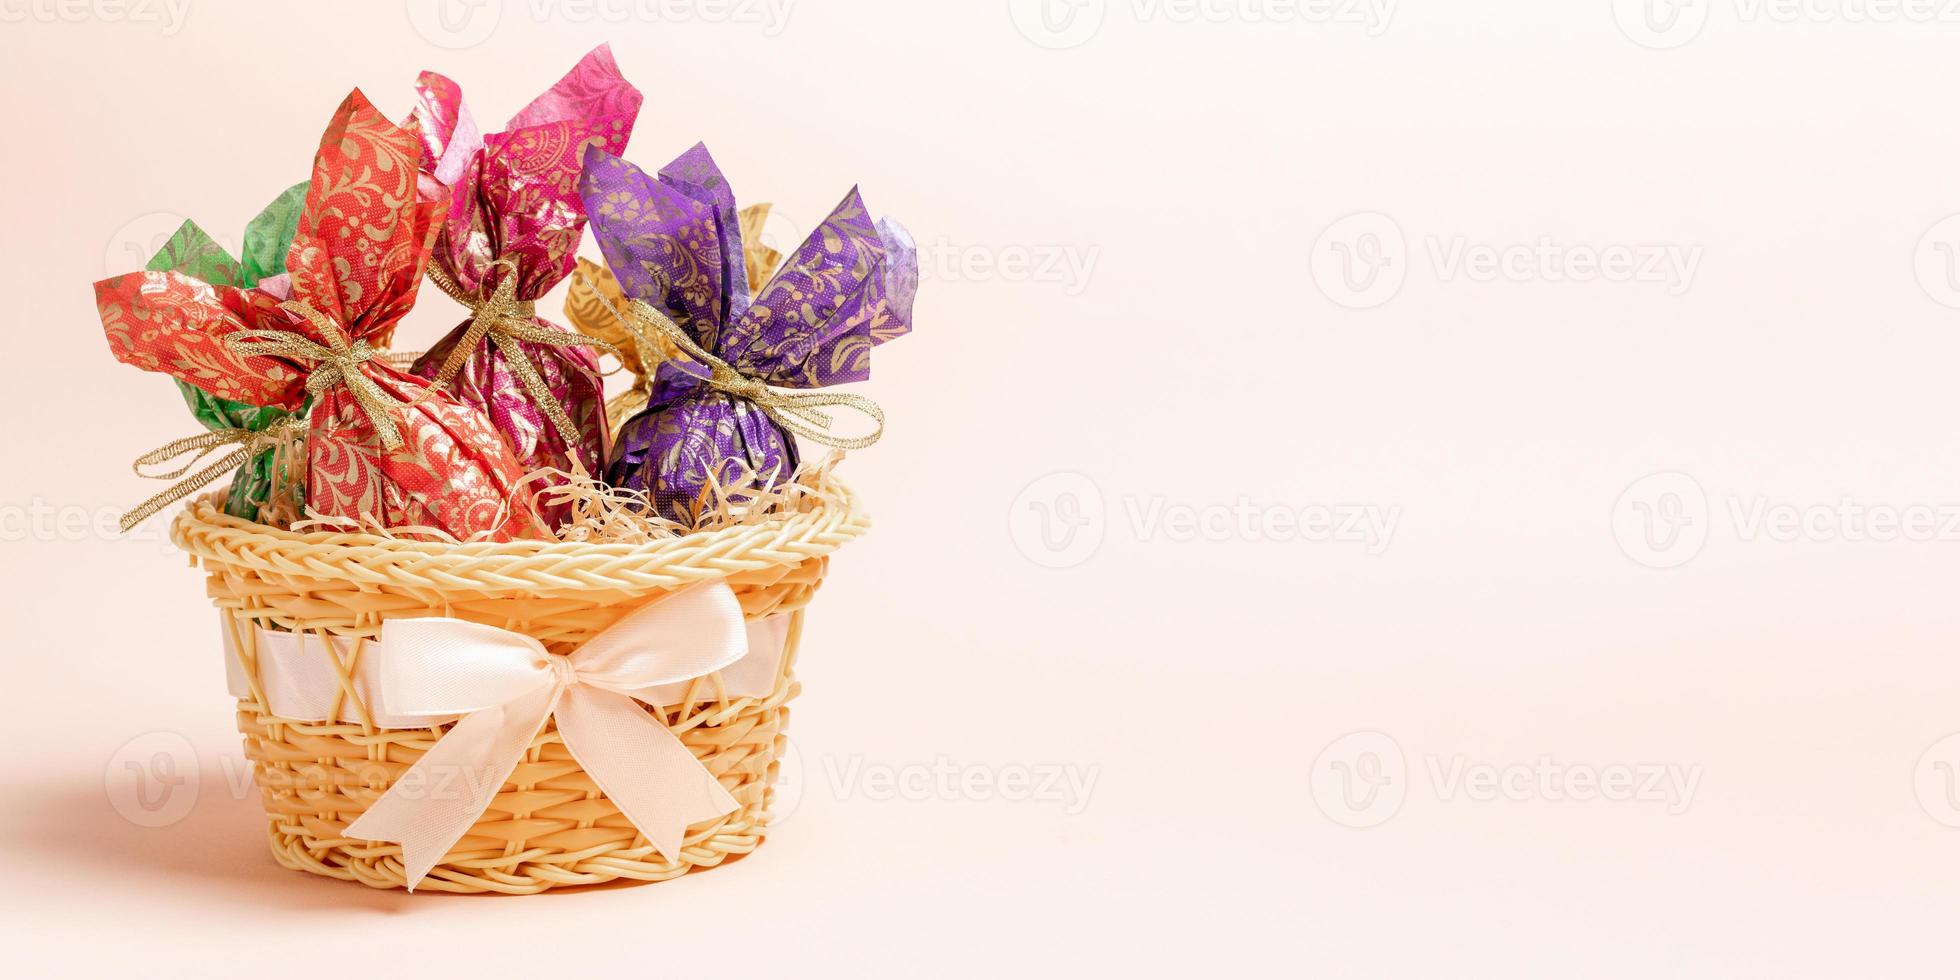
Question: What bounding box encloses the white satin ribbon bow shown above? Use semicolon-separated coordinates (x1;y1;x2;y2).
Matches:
345;582;747;890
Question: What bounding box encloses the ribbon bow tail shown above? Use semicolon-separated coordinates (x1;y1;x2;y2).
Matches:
345;682;557;890
555;685;740;860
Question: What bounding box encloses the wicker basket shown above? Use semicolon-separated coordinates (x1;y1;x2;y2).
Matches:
167;480;868;894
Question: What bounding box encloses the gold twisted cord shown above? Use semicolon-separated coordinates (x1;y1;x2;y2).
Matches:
424;259;615;450
226;300;411;450
617;297;886;452
119;416;305;532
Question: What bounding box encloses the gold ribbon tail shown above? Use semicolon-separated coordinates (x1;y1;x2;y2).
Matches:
118;419;304;532
750;389;886;451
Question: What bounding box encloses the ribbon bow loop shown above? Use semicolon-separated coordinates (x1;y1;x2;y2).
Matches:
375;618;554;715
345;581;749;890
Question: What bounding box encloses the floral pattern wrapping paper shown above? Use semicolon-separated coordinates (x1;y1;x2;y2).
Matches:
97;90;539;540
141;181;306;521
562;255;676;431
562;206;782;430
407;44;642;526
580;142;918;524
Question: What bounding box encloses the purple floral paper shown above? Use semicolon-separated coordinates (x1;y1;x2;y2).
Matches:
580;143;916;524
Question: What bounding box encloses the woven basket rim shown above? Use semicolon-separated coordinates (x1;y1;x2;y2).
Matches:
168;476;869;594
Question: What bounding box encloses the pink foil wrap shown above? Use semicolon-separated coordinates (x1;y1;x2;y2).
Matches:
408;44;643;527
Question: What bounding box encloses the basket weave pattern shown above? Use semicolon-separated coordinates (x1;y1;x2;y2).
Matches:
170;482;868;894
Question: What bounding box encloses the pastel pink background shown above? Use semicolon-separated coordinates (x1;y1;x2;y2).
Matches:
7;2;1960;976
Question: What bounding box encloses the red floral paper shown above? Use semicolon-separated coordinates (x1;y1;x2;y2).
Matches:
308;358;538;537
96;90;539;540
98;273;304;406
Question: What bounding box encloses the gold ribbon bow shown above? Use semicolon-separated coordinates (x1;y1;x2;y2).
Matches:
119;416;306;532
226;299;412;451
618;298;886;451
423;258;615;451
